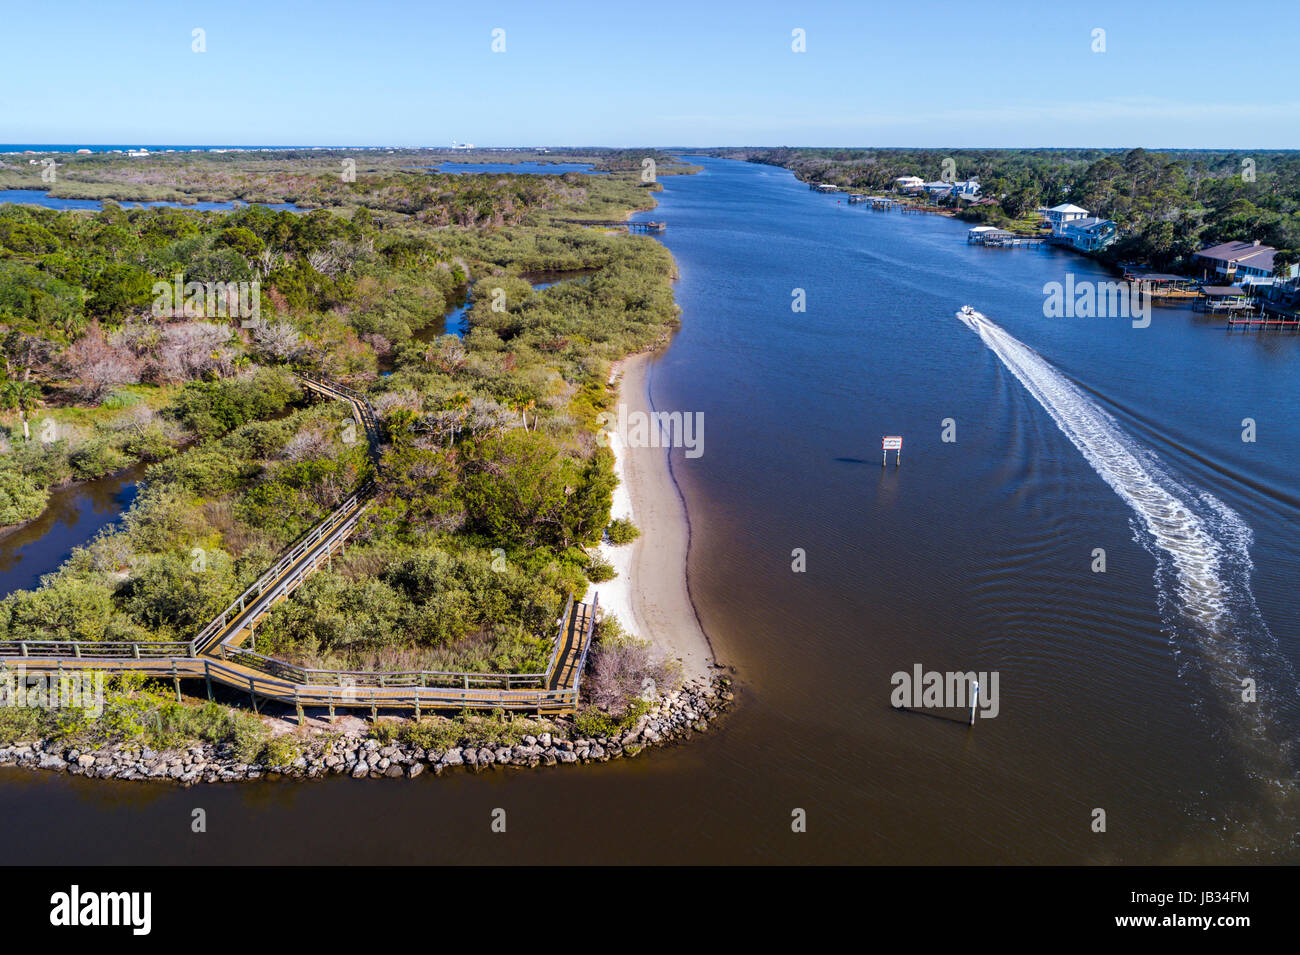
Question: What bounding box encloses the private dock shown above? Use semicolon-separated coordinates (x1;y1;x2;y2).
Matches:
559;218;665;233
1196;286;1257;315
967;226;1048;247
0;373;600;717
1226;312;1299;329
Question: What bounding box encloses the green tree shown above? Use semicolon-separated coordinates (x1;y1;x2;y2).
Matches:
1;379;42;441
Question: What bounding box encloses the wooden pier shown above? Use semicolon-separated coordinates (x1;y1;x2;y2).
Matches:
968;227;1049;248
559;218;665;233
1226;312;1299;330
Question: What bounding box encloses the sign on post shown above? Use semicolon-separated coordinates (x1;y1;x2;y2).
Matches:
882;435;902;467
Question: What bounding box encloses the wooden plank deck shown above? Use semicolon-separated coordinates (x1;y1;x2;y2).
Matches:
549;600;593;692
10;598;596;714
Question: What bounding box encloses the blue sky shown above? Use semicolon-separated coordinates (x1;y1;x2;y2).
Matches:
5;0;1298;148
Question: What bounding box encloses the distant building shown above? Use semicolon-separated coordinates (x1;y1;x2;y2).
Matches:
1058;217;1118;252
1192;239;1297;286
919;178;980;202
1042;203;1090;234
127;148;150;158
894;175;924;192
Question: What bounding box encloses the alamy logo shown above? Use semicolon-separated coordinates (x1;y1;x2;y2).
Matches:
0;668;104;717
152;273;260;324
49;885;151;935
890;665;999;719
1043;275;1151;328
596;402;704;458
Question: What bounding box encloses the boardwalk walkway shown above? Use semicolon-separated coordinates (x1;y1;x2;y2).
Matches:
1;372;598;715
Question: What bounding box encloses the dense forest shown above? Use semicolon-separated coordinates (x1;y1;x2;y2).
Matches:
0;159;685;692
721;147;1300;272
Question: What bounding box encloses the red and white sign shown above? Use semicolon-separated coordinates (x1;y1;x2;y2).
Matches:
882;436;903;450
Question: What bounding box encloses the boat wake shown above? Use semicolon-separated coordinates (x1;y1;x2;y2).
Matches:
957;307;1230;627
957;308;1299;855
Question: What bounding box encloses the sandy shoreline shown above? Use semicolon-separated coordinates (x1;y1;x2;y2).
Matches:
586;352;714;681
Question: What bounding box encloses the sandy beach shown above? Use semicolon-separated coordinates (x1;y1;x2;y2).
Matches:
587;352;715;681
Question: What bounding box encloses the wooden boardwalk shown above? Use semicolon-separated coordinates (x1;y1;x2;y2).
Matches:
548;596;596;692
0;373;599;715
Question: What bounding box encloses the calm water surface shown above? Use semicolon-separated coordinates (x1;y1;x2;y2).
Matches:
0;190;306;212
421;162;606;175
4;157;1298;864
0;465;144;595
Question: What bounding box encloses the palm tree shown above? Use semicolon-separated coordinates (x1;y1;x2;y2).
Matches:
1;379;41;442
445;392;471;444
510;396;536;431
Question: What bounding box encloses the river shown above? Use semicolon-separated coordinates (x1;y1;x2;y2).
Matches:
0;463;145;595
3;156;1297;864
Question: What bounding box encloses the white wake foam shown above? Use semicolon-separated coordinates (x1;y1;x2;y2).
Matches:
957;309;1236;628
958;309;1299;853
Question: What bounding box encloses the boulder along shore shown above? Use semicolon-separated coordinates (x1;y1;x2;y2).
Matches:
0;675;733;785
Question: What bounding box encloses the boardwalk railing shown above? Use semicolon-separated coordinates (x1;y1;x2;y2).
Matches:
544;593;575;678
216;590;574;690
572;592;599;702
218;645;550;690
0;640;194;660
195;483;373;653
200;658;579;711
296;371;382;451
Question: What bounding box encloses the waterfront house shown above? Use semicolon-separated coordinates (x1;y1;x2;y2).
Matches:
922;181;955;200
952;178;981;200
1042;203;1090;234
894;175;924;192
1058;216;1118;252
1192;240;1297;286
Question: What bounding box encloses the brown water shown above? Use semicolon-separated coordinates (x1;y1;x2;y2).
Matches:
3;158;1298;864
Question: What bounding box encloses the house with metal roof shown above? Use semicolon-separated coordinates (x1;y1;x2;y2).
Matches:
1192;240;1297;286
1057;216;1118;252
1042;203;1090;235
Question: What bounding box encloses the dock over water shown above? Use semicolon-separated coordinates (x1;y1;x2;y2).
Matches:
559;218;666;233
